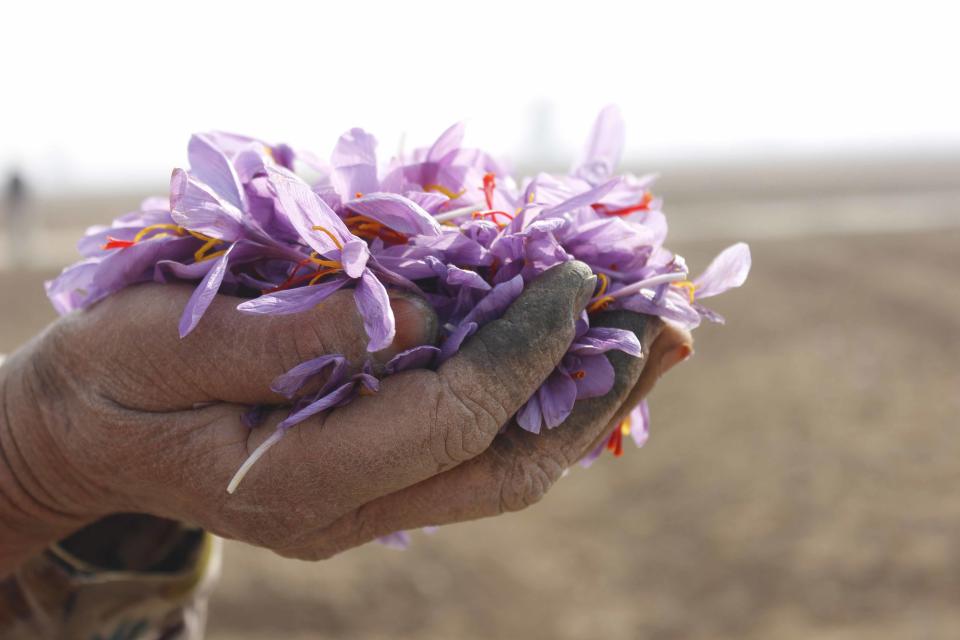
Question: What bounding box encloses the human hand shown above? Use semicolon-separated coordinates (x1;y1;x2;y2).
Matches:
0;261;690;570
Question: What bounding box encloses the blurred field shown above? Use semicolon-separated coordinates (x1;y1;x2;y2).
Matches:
1;180;959;638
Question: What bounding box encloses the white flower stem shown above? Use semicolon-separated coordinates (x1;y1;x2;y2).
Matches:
227;429;286;494
433;203;484;223
594;271;688;304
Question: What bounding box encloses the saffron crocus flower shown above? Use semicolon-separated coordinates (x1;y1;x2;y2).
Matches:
517;319;643;434
616;242;752;329
236;165;397;352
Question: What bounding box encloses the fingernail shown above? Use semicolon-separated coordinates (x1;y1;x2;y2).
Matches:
380;293;439;360
659;343;693;376
576;275;598;312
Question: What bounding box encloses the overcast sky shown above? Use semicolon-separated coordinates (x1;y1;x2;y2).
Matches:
2;0;958;192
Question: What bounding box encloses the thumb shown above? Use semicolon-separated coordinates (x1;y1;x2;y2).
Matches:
70;283;437;409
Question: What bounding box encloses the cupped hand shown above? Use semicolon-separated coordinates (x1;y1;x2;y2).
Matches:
0;261;691;569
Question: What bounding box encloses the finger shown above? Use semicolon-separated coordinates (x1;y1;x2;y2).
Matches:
67;284;437;408
280;310;687;559
221;261;596;517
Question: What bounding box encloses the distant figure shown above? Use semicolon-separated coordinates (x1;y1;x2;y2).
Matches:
3;170;29;267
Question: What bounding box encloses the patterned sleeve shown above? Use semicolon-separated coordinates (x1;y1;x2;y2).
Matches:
0;515;221;640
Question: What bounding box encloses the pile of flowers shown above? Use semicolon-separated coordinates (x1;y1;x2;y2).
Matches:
46;106;750;494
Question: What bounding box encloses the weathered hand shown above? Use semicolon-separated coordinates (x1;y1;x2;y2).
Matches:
0;261;690;571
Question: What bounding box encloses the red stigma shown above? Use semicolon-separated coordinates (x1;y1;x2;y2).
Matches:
592;192;653;217
102;237;136;250
472;209;514;227
264;256;321;293
606;427;624;457
482;173;496;210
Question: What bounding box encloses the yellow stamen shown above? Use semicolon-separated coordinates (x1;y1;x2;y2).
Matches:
308;267;339;285
587;295;614;313
671;280;697;303
595;273;609;298
185;230;227;262
305;252;342;269
311;225;343;250
133;223;185;243
527;192;535;203
424;184;466;200
620;417;631;436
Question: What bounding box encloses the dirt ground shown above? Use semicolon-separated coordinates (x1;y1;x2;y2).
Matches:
1;214;958;638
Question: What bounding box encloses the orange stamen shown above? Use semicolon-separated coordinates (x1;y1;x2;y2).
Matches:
345;215;409;246
133;223;185;243
587;295;614;314
308;267;340;285
186;231;226;262
311;225;343;250
572;370;586;380
424;183;466;200
595;273;609;298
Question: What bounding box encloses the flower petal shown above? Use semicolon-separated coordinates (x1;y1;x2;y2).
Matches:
277;380;358;429
345;193;443;237
332;127;379;199
539;369;579;429
169;169;245;240
271;354;348;398
384;345;441;374
178;244;234;337
187;133;246;211
694;242;751;299
572;105;625;185
570;327;643;358
354;269;395;352
567;354;616;399
340;239;370;279
377;531;412;549
265;165;353;255
438;321;478;363
237;275;350;315
516;395;543;434
629;400;650;447
541;177;621;217
460;274;524;327
427;122;465;161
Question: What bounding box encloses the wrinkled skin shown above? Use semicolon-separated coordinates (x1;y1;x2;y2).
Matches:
0;261;691;574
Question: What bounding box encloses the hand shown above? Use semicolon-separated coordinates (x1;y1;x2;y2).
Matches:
0;261;691;570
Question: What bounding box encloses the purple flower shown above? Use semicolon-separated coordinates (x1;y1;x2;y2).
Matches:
517;320;643;434
236;165;397;352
